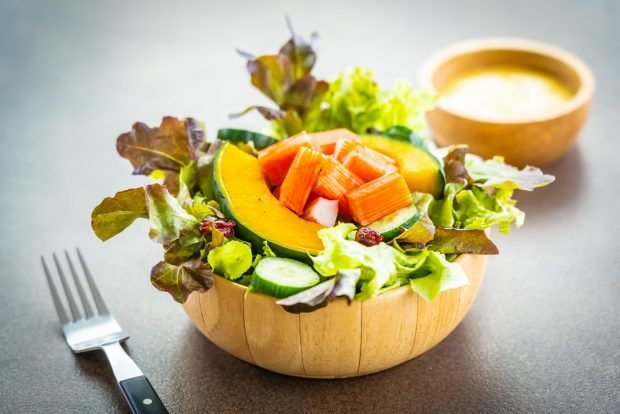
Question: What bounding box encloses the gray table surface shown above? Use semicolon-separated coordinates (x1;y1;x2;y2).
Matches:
1;0;619;413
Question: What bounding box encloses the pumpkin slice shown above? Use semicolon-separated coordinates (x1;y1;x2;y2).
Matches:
361;135;444;198
214;143;324;261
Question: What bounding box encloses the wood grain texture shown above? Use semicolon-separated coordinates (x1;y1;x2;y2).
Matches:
358;286;418;375
182;291;207;335
195;276;255;364
184;254;487;378
418;38;594;167
299;297;362;378
243;290;305;376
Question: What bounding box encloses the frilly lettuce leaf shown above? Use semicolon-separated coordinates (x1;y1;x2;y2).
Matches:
454;187;525;234
150;258;213;303
276;269;361;313
91;187;147;241
236;27;329;137
308;67;436;135
207;240;253;280
408;251;468;302
145;184;198;244
116;116;204;176
465;155;555;191
312;223;442;300
427;228;498;255
429;183;464;228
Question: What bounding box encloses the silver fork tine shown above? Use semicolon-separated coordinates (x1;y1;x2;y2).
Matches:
76;248;109;315
41;256;70;325
53;253;81;321
65;250;94;319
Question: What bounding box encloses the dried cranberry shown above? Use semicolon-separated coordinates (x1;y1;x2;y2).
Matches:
199;217;237;238
355;227;383;246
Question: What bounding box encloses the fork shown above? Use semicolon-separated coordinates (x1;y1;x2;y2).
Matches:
41;249;169;414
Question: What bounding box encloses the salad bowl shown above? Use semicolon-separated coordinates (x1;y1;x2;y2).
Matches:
91;28;554;381
182;253;486;378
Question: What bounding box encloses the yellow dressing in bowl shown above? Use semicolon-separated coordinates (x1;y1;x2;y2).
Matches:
440;65;574;122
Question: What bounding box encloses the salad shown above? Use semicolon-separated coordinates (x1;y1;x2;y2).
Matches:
91;28;554;313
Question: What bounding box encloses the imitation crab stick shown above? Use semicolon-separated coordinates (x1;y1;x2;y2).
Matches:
342;146;398;181
333;138;360;163
313;157;365;218
346;173;413;226
272;185;281;199
309;128;361;155
257;131;313;186
279;147;325;215
303;197;339;227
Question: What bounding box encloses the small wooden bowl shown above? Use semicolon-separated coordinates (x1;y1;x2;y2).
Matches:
182;253;487;378
418;38;594;167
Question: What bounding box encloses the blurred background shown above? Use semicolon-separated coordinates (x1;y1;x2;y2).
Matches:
1;1;618;413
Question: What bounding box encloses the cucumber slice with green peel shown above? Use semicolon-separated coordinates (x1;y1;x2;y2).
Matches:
217;128;277;150
367;204;420;241
251;258;320;298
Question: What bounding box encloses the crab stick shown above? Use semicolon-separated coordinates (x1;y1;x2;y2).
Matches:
303;197;339;227
257;131;313;186
309;128;361;155
279;147;325;215
346;173;412;225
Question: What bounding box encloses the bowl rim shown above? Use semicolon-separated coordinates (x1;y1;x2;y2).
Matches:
417;37;595;125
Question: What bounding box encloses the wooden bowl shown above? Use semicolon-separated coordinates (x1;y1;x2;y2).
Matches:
182;253;487;378
418;38;594;167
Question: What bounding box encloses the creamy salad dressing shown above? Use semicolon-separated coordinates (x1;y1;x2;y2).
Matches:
440;65;574;121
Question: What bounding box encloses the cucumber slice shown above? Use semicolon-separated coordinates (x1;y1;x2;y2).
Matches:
217;128;277;150
367;204;420;241
251;257;320;298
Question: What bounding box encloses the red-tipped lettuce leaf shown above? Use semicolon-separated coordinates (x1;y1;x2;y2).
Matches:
116;116;204;175
91;187;147;241
150;258;213;303
428;228;499;255
276;269;361;313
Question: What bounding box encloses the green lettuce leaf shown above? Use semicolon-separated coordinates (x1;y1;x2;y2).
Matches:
454;187;525;234
145;184;198;244
207;240;253;280
276;269;361;313
465;155;555;191
150;257;213;303
91;187;147;241
408;251;468;302
312;223;430;300
307;67;436;135
429;183;464;228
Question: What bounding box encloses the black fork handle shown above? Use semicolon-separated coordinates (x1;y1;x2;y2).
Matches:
119;376;168;414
